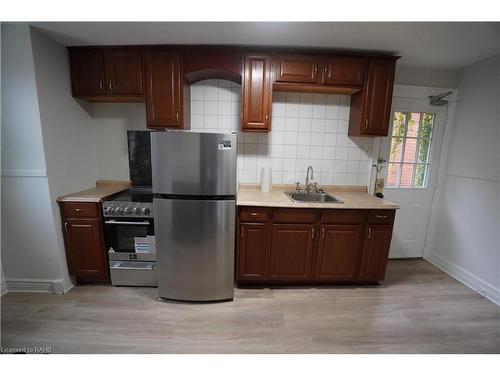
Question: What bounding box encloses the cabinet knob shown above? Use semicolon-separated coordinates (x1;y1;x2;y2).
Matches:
176;112;180;122
368;227;372;239
241;226;245;237
364;119;369;131
99;81;103;91
109;81;113;91
321;227;325;239
311;228;315;239
64;221;68;233
265;114;269;120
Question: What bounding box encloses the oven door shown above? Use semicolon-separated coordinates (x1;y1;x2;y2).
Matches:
104;217;154;252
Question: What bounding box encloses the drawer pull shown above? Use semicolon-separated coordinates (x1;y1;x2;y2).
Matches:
321;227;325;239
311;228;315;239
249;212;260;217
75;208;86;212
375;215;388;219
241;226;245;237
64;221;68;233
368;227;372;239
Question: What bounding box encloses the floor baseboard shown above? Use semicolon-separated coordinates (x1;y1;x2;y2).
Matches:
425;251;500;306
4;278;69;295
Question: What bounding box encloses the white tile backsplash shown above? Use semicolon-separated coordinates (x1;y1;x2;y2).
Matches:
190;79;374;187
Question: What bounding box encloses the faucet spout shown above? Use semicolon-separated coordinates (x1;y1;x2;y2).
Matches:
305;166;314;191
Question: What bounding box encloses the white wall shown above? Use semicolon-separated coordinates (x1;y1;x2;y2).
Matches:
1;25;99;293
92;103;146;180
427;54;500;305
1;24;68;292
395;66;458;88
30;26;99;291
92;80;374;187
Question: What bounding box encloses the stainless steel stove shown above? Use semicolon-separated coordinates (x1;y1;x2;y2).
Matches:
102;130;157;287
102;189;153;219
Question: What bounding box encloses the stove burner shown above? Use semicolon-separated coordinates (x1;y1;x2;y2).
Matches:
102;191;154;218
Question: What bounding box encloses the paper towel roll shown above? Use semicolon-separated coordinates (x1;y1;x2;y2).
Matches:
260;167;272;192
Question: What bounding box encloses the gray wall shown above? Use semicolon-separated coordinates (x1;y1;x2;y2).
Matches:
429;54;500;302
395;66;458;88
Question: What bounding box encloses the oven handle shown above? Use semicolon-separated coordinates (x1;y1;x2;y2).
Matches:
105;220;151;225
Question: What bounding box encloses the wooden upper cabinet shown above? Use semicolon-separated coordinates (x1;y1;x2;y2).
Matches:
321;56;366;86
358;225;394;281
104;49;143;95
349;58;396;136
70;49;105;96
275;54;320;84
144;50;183;129
242;54;272;132
270;224;315;281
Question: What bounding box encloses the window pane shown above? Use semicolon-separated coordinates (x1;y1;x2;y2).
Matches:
421;113;434;139
403;138;418;163
399;163;415;188
389;137;403;162
417;137;431;163
387;163;400;187
414;164;428;188
391;112;407;138
407;112;421;137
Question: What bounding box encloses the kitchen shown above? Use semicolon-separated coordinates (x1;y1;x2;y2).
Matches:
1;13;499;369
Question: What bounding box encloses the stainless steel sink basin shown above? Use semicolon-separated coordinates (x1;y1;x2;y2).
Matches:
285;191;343;203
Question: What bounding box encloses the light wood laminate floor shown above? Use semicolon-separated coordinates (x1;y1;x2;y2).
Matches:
1;260;499;353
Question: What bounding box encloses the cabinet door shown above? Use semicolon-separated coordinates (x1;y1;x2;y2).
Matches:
242;54;272;132
358;225;394;281
69;49;105;96
237;223;270;281
321;57;366;86
362;59;396;135
270;224;315;281
315;225;363;281
144;50;182;128
63;219;108;283
275;54;320;84
104;49;143;95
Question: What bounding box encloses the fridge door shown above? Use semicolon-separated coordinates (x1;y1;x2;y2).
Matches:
151;131;237;196
155;197;235;301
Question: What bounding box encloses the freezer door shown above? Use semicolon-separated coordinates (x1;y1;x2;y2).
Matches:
155;198;235;301
151;131;237;196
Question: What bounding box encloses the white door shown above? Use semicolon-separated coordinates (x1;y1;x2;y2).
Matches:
380;96;447;258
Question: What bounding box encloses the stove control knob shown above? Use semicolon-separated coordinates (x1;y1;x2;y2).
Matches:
115;207;123;214
104;206;112;214
124;207;132;214
142;208;151;216
133;207;141;215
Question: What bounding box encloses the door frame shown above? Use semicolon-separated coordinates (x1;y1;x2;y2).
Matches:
369;85;458;258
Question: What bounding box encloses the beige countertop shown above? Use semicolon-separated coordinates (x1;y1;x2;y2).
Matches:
57;180;130;203
237;184;399;210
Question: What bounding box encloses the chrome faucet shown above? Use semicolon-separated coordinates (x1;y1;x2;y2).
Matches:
296;166;319;193
305;166;314;188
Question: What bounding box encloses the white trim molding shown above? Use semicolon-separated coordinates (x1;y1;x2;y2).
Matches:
426;251;500;306
4;278;73;295
1;280;7;297
1;169;47;177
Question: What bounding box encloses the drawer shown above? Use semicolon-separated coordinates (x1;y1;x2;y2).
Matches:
239;207;269;222
321;209;366;224
368;210;395;224
61;202;100;219
273;208;317;224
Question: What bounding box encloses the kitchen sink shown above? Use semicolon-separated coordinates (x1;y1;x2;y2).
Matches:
285;191;343;203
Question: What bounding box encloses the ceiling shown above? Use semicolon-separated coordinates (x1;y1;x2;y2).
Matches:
30;22;500;70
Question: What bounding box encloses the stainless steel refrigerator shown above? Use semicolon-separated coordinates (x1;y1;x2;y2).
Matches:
151;131;237;302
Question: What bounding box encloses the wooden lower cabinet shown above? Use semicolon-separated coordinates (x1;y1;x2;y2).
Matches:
358;225;394;281
59;202;109;283
238;223;270;281
270;224;315;281
315;225;363;281
236;207;395;286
